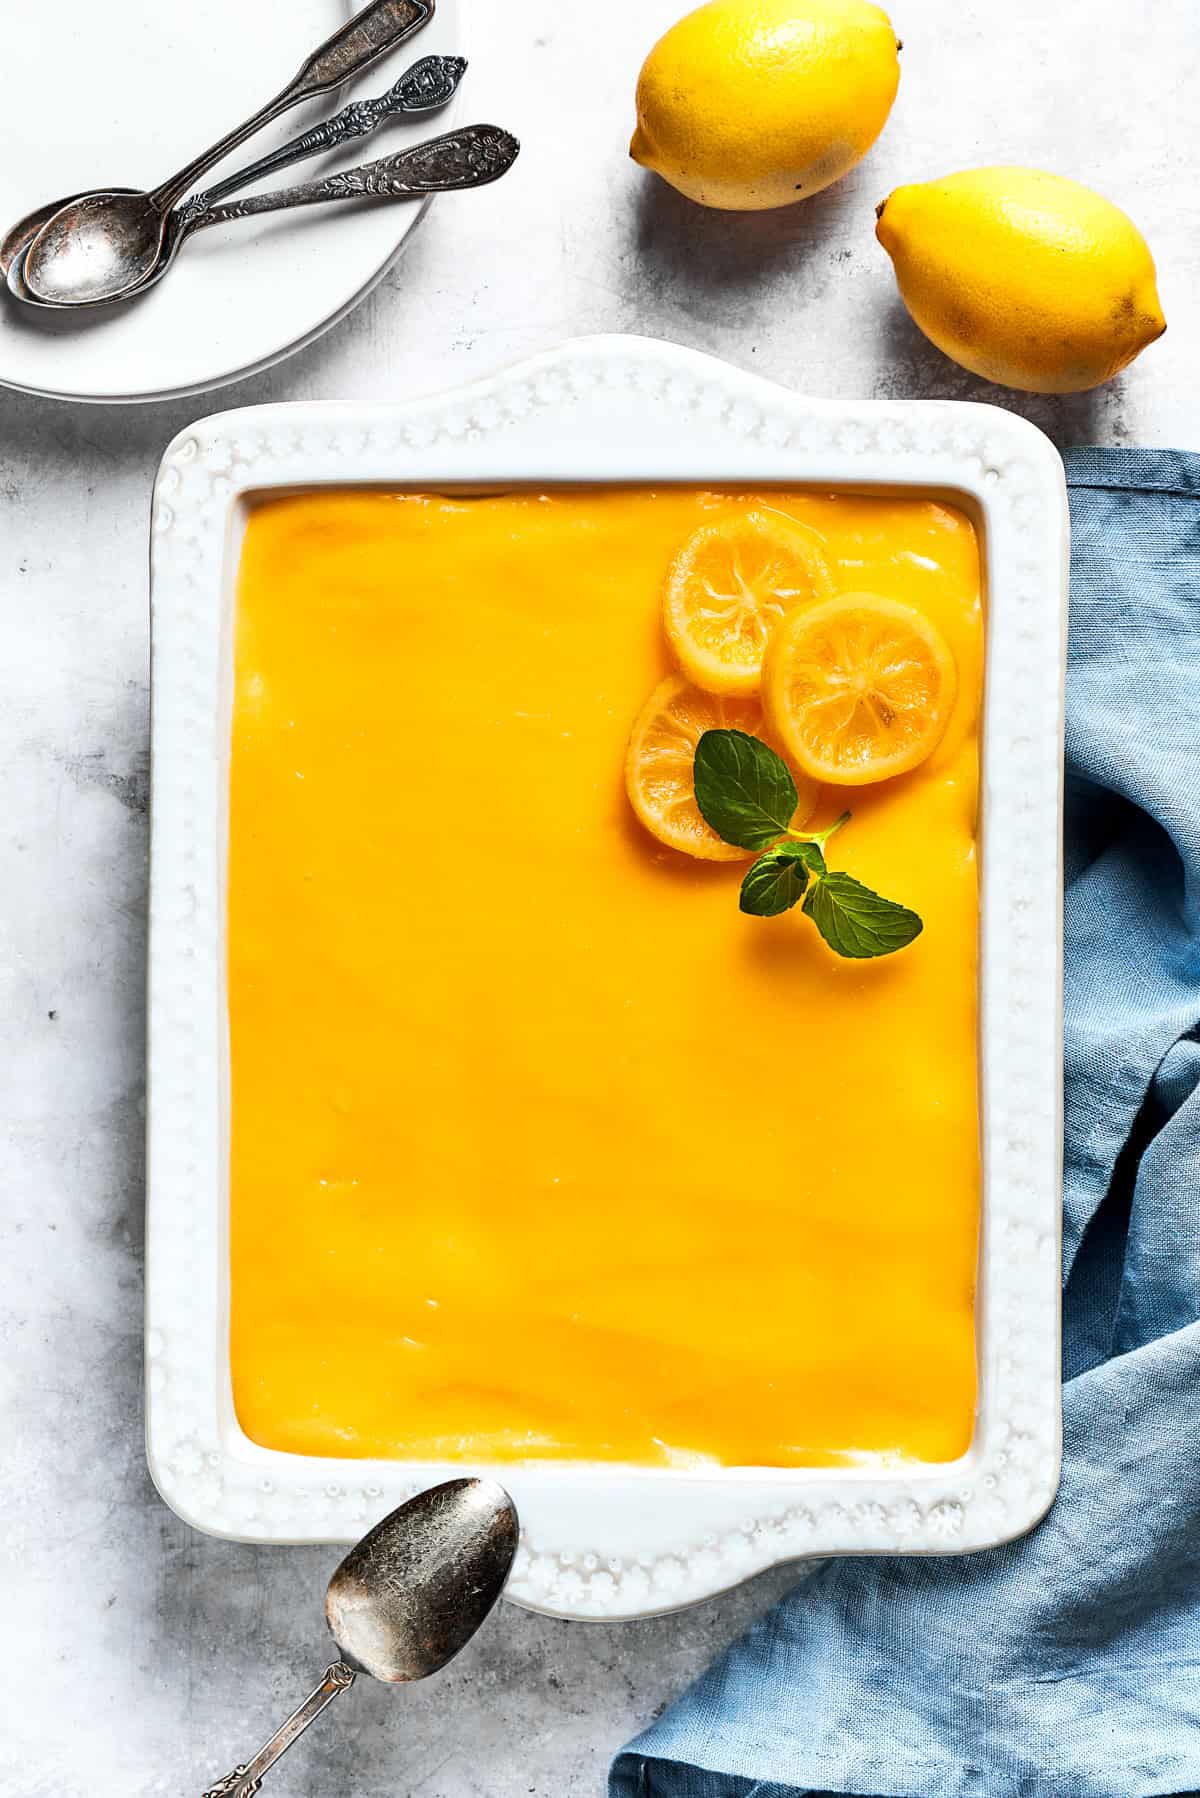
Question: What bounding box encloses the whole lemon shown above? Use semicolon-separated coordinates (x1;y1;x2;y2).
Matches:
876;167;1166;393
630;0;900;212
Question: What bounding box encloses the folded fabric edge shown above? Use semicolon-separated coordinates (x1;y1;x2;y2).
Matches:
1064;445;1200;496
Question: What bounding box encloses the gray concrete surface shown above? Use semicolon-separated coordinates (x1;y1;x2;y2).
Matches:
2;0;1195;1792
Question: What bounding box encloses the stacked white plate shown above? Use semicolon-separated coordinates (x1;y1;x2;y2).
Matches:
0;0;461;402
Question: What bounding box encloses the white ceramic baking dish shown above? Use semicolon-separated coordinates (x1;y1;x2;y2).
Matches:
146;333;1068;1620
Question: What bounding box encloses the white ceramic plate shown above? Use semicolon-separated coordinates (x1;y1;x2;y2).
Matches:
0;0;460;404
146;335;1068;1620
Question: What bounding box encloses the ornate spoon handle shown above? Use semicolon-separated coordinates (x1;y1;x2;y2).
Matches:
201;1661;357;1798
198;55;467;207
149;0;433;216
179;123;519;234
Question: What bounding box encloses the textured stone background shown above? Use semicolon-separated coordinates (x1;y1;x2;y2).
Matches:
1;1;1195;1793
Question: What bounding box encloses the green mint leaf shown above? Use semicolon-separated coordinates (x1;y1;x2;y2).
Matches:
802;870;923;959
693;730;798;850
739;841;825;916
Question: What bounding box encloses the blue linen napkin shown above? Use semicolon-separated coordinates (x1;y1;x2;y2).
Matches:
612;448;1200;1798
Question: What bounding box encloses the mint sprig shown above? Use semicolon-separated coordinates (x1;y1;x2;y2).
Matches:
694;730;923;960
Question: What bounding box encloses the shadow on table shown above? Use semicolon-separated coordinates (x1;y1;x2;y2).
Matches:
632;172;859;291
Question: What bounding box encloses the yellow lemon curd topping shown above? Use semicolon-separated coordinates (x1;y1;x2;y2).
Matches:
229;488;982;1468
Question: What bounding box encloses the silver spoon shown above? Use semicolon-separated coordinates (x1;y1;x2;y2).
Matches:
200;1478;519;1798
0;53;463;286
7;125;519;310
1;56;469;300
18;0;433;309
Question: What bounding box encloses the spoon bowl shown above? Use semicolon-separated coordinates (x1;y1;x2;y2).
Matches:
8;205;190;310
326;1477;520;1682
0;189;132;282
23;190;169;306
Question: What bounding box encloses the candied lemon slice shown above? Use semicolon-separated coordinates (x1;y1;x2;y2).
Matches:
663;509;833;695
763;593;958;786
625;674;817;860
